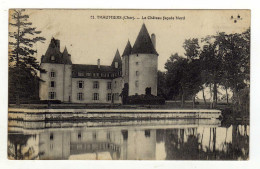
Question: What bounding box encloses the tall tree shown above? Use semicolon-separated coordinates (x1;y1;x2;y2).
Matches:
200;36;224;108
157;71;170;100
9;9;46;104
165;53;202;107
183;38;202;107
216;30;250;104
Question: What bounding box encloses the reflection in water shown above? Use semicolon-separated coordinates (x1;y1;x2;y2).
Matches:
161;125;249;160
8;134;44;160
8;123;249;160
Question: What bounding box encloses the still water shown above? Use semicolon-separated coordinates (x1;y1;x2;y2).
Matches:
8;119;249;160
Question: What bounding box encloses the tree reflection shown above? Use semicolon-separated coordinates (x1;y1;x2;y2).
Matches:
164;125;249;160
8;133;44;160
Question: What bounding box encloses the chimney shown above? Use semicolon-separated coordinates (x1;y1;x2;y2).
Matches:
55;39;60;50
151;33;156;49
97;59;100;69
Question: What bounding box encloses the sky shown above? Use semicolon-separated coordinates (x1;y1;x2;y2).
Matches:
11;9;250;71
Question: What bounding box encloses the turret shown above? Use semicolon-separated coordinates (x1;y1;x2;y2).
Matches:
122;40;132;83
62;46;72;64
111;49;122;69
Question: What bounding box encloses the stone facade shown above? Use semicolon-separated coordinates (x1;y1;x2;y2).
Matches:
39;24;158;104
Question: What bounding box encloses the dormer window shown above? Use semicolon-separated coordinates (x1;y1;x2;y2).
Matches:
51;56;55;61
78;72;84;77
115;62;118;68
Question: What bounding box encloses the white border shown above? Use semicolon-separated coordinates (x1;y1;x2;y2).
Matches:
1;0;260;169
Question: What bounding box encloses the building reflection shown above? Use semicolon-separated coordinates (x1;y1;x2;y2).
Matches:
37;128;156;160
8;124;249;160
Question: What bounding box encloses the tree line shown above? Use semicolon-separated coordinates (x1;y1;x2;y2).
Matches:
158;29;250;109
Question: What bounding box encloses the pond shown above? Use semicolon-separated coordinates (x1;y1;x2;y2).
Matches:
8;119;249;160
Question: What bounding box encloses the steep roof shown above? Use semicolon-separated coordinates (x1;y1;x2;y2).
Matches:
41;38;72;64
122;40;132;56
111;49;122;69
62;47;72;64
132;24;158;55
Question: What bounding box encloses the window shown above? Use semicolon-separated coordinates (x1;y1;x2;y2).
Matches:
78;81;84;89
93;93;99;100
86;72;91;77
77;93;84;100
145;130;150;137
107;93;112;101
107;82;112;89
114;93;119;101
136;62;139;65
135;80;139;87
78;133;82;140
93;81;99;89
78;72;84;76
50;133;54;140
136;71;139;76
50;81;55;87
114;81;117;89
50;71;55;77
51;55;55;61
49;92;56;99
115;62;118;68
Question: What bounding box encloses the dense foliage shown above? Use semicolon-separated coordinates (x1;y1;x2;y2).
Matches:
158;29;250;109
126;94;165;105
9;9;46;104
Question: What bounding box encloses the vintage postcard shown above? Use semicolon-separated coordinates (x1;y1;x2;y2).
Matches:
8;9;250;160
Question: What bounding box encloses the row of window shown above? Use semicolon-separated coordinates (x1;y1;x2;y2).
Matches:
48;92;119;101
49;71;122;78
77;81;117;89
50;70;138;79
50;81;136;89
77;71;122;77
77;93;119;101
49;81;118;90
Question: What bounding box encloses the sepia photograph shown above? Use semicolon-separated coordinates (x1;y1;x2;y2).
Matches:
7;9;250;160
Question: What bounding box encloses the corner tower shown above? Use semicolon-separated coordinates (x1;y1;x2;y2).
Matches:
39;38;72;102
128;24;158;96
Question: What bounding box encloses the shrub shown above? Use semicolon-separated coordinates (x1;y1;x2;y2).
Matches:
126;94;165;105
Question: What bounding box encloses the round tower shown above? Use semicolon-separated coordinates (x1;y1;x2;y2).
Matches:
128;24;158;96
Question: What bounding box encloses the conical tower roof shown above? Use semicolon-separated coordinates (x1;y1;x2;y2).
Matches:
122;40;132;56
62;46;72;64
111;49;122;68
132;24;158;55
